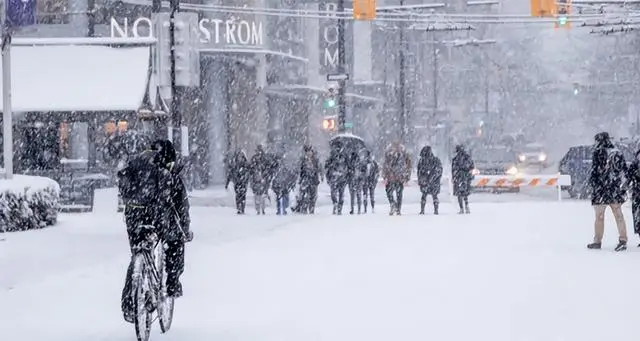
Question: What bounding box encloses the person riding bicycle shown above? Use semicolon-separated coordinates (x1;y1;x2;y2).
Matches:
118;139;193;323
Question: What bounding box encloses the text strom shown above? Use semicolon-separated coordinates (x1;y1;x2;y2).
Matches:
110;17;264;46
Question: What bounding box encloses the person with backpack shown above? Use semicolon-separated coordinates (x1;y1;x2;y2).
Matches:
362;149;379;214
587;132;628;251
349;149;367;214
117;140;193;323
382;141;412;215
417;145;443;215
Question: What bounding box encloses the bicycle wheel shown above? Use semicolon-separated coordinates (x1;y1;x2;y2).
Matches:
133;254;152;341
157;244;175;333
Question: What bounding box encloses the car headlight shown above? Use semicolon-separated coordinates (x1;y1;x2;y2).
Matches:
518;154;526;162
538;153;547;162
506;166;518;175
472;168;480;175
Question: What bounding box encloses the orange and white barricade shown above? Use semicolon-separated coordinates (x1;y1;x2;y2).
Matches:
470;174;572;201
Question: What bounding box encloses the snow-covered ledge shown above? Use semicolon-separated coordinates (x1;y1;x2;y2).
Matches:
0;174;60;233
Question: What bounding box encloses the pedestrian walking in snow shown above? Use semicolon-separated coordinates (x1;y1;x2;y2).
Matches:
349;149;367;214
296;145;322;214
452;145;474;214
417;146;443;215
362;149;379;213
587;132;629;251
225;150;250;214
625;148;640;245
250;145;271;215
272;161;297;215
325;149;349;215
382;142;412;215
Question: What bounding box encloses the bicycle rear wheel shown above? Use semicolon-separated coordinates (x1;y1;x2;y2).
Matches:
133;255;152;341
157;244;175;333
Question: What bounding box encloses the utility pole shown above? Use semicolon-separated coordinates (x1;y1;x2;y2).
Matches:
169;0;181;152
432;34;438;112
1;0;12;179
337;0;347;133
398;0;407;143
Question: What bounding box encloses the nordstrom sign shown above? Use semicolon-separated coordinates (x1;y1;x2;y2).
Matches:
110;17;264;47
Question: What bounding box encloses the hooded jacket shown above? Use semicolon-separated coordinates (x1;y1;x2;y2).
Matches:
417;146;443;194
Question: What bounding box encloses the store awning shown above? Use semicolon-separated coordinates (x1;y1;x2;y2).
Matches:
0;44;151;112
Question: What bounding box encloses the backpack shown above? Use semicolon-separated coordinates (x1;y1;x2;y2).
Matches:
118;154;162;205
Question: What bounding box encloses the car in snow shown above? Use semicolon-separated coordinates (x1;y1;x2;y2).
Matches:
515;143;549;168
558;143;634;199
469;145;520;193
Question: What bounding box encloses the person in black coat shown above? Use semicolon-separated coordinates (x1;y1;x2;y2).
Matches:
349;149;367;214
225;150;250;214
325;149;349;215
272;161;297;215
361;149;379;214
417;146;443;215
117;140;192;324
250;145;271;215
296;145;322;214
626;148;640;245
587;132;628;251
452;145;474;214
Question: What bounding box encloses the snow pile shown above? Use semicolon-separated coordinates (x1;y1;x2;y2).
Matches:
0;175;60;232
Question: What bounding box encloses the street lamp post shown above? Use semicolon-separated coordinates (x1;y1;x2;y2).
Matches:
1;0;12;179
337;0;347;133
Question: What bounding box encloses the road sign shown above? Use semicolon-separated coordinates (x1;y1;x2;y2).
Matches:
327;73;349;81
345;122;353;128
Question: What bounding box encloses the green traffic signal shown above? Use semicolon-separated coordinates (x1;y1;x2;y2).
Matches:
558;16;567;26
324;98;336;108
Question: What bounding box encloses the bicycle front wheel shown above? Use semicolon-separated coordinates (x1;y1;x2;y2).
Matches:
133;255;152;341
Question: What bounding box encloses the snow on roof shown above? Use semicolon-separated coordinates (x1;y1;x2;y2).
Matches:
0;45;150;112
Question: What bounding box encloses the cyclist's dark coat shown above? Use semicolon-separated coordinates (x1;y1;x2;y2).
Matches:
117;149;191;241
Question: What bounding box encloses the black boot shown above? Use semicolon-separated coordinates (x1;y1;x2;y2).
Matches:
587;242;602;249
434;202;439;215
615;240;627;252
420;199;426;215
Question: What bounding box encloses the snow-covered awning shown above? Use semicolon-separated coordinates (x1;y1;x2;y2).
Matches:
0;45;151;112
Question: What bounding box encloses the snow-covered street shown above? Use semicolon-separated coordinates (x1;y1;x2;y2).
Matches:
2;201;640;341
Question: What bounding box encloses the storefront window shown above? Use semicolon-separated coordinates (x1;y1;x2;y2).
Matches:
36;0;69;24
59;122;89;170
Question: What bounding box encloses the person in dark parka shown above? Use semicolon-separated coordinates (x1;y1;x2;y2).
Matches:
325;149;349;215
361;149;379;213
625;148;640;245
587;132;628;251
117;140;192;324
452;145;474;214
349;149;367;214
297;145;322;214
225;150;251;214
272;160;297;215
250;145;270;215
382;142;412;215
417;146;443;215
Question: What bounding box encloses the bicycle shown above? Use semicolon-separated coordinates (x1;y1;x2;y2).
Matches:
130;224;175;341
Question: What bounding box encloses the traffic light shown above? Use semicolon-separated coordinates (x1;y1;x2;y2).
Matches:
324;87;337;109
156;12;200;87
353;0;376;20
322;116;337;131
554;0;571;29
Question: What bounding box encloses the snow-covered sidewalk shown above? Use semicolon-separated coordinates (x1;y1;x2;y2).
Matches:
2;201;640;341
